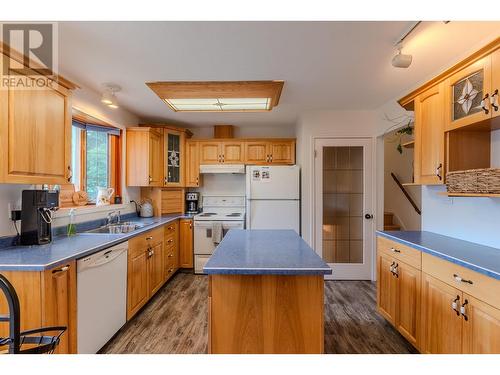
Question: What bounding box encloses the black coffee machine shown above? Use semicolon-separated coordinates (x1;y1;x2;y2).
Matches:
185;192;200;214
20;190;59;245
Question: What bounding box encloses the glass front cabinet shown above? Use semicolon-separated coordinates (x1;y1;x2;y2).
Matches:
164;129;185;187
445;55;495;131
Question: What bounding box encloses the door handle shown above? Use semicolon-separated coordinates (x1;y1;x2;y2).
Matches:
436;163;443;181
491;89;498;111
460;299;469;321
481;93;490;114
451;295;460;316
66;166;72;182
364;214;373;219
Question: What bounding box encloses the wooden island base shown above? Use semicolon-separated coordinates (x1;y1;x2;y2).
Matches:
208;274;325;354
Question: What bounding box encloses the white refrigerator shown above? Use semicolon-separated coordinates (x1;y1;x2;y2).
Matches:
246;165;300;233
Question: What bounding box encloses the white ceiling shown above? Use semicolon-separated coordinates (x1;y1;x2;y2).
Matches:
58;21;500;128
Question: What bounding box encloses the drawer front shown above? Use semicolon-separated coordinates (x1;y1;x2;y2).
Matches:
377;236;422;270
422;252;500;310
165;233;177;249
129;227;164;257
164;220;179;236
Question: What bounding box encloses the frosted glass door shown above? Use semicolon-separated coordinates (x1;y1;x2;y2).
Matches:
314;138;373;280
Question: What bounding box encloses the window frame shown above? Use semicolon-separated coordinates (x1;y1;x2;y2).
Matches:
72;117;122;204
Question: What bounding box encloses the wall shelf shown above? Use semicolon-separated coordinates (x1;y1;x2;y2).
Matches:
438;192;500;198
402;140;415;149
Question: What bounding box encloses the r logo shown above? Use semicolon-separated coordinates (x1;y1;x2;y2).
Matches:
2;23;55;76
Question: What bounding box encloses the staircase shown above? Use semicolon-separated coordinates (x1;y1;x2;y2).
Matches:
384;212;401;231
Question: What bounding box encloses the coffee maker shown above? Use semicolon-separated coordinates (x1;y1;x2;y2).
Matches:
185;192;200;214
20;190;59;245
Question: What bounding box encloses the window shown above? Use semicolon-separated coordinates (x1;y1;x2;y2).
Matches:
71;118;121;203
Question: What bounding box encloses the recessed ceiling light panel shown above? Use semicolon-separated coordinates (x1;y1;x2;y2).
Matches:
146;81;283;112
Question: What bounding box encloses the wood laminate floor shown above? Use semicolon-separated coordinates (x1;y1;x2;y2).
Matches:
101;272;417;354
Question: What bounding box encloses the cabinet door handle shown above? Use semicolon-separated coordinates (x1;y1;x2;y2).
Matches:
52;265;70;274
393;263;399;278
168;239;173;243
270;154;273;162
168;254;173;258
491;89;498;111
266;154;270;162
146;236;153;241
481;93;490;114
221;154;225;163
451;295;460;316
149;175;153;183
453;274;473;285
460;299;469;321
436;163;443;181
390;247;401;253
67;166;72;182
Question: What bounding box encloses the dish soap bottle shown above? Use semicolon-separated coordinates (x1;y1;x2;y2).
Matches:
67;208;76;236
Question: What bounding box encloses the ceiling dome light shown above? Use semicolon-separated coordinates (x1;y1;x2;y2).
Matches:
101;83;121;108
392;45;412;68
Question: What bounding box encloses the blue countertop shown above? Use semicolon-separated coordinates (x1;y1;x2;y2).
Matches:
0;214;192;271
377;231;500;280
203;229;332;275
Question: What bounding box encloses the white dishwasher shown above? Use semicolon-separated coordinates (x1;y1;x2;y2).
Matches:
77;242;128;353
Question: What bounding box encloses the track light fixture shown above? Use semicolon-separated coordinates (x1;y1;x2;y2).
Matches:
392;44;413;68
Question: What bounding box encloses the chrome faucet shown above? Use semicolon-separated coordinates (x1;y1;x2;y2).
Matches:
107;210;121;225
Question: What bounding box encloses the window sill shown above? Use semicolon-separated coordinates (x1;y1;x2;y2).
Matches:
54;203;134;218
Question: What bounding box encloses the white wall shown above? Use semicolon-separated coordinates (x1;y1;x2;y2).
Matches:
421;129;500;248
0;83;140;238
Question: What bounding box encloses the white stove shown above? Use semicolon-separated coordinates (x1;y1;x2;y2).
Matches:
194;196;245;274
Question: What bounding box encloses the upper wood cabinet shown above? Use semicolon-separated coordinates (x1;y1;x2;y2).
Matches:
126;127;164;187
0;75;73;185
268;140;295;164
414;83;445;185
491;48;500;119
164;129;185;187
445;56;492;131
199;141;221;164
221;141;245;164
245;141;269;164
199;141;245;164
185;140;200;187
244;139;296;165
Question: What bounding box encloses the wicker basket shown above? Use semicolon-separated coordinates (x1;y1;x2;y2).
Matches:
446;168;500;194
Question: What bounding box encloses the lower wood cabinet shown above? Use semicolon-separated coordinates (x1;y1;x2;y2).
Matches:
179;219;194;268
0;261;77;354
421;273;463;354
127;227;164;320
377;236;500;354
376;252;420;349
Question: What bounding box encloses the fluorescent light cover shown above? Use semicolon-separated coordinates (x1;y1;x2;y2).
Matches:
165;98;271;111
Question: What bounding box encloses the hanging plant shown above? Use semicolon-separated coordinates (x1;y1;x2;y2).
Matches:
395;120;413;154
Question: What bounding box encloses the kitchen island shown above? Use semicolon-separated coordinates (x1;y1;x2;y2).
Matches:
204;229;332;354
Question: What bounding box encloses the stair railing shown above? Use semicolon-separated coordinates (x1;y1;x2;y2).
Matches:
390;172;421;216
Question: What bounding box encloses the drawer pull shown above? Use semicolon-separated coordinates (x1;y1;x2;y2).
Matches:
52;265;70;274
460;299;469;321
146;236;153;241
390;247;401;253
168;239;173;243
451;295;460;316
453;274;473;285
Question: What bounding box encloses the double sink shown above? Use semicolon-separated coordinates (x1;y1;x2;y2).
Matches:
85;221;154;235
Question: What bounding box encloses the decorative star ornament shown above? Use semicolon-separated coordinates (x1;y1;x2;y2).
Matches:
457;79;479;115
